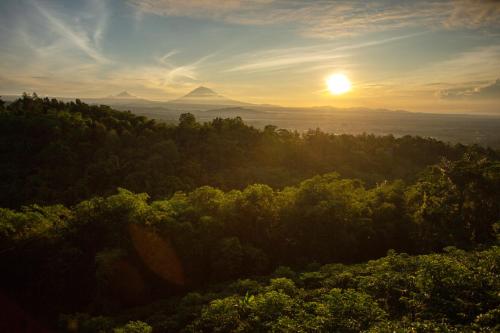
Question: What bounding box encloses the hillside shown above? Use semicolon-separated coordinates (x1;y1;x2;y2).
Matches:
0;95;499;332
3;94;494;209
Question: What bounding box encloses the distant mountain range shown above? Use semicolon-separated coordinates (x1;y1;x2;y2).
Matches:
1;87;499;147
62;86;253;110
95;87;500;148
168;86;250;108
96;86;246;106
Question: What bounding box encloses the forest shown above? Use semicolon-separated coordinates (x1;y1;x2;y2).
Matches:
0;95;499;332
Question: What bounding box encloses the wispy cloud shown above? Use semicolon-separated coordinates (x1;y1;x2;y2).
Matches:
227;53;347;73
109;52;215;95
32;1;109;63
128;0;500;38
158;50;180;64
370;44;500;100
445;0;500;30
1;48;212;98
128;0;255;19
439;79;500;99
413;45;500;84
90;0;108;48
227;32;424;73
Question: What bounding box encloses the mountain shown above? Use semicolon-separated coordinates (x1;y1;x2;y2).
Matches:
95;90;163;105
115;91;135;98
105;91;139;99
183;86;219;98
168;86;249;107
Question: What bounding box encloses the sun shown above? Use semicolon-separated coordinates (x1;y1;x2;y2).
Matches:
326;73;351;95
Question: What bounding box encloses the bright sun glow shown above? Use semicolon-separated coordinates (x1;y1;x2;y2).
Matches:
326;73;351;95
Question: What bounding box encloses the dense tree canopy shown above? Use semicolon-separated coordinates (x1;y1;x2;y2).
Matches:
2;94;495;208
0;95;498;332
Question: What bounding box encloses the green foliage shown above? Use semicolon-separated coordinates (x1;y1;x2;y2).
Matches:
321;288;387;332
0;96;499;332
1;94;489;209
407;154;500;250
114;321;152;333
272;266;297;279
0;153;498;328
198;248;499;332
229;279;262;296
267;278;298;296
181;248;500;332
59;313;115;333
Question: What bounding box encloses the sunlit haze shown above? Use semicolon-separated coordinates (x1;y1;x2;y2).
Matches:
0;0;499;114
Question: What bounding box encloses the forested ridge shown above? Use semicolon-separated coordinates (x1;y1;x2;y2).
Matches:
0;95;499;332
2;94;495;209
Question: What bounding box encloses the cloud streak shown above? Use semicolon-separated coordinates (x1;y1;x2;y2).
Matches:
32;1;109;63
226;32;424;73
129;0;500;38
107;52;216;96
445;0;500;29
439;79;500;99
413;45;500;84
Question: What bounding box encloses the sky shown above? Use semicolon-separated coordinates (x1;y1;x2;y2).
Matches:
0;0;499;114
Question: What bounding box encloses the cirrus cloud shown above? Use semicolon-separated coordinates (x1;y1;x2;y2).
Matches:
439;79;500;99
128;0;500;39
